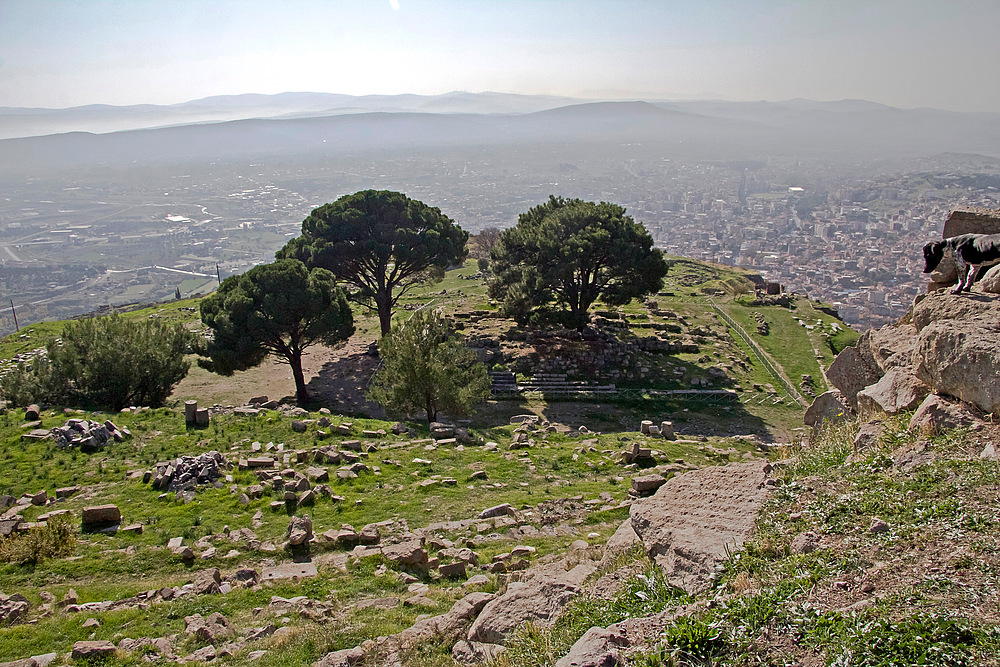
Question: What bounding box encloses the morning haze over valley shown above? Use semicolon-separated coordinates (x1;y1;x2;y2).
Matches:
4;2;1000;666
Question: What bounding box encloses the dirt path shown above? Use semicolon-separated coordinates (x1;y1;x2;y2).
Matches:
172;334;386;416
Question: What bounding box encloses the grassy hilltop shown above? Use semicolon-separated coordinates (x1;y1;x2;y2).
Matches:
14;257;979;667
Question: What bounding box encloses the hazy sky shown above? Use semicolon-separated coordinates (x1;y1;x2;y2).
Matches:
2;0;999;111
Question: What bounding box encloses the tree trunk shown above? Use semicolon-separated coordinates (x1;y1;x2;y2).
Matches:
425;391;437;422
289;352;310;404
377;291;393;337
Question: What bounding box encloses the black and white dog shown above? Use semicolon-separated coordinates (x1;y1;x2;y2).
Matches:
923;233;1000;293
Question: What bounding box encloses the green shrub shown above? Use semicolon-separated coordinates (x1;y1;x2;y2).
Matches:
0;515;76;565
0;314;193;410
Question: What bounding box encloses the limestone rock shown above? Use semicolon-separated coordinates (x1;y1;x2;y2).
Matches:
630;461;772;593
804;390;852;428
856;366;930;416
914;319;1000;414
467;562;593;644
908;394;981;434
554;626;629;667
71;641;116;660
979;264;1000;293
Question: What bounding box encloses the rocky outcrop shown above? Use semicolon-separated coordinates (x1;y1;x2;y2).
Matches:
813;291;1000;428
911;293;1000;414
825;322;918;411
630;461;773;594
826;347;881;410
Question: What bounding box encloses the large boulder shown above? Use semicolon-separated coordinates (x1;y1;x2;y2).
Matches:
828;324;919;409
856;367;931;416
859;324;918;373
826;347;881;410
804;390;853;428
630;461;772;594
914;320;1000;414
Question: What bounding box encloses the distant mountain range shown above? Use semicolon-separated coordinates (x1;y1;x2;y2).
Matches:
2;92;999;169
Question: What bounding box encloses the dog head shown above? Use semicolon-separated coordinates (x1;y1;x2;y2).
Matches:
923;241;946;273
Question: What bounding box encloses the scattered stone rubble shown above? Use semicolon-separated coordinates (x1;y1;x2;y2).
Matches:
50;418;129;451
146;452;228;493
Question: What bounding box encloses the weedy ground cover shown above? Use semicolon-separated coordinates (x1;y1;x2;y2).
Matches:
626;414;1000;666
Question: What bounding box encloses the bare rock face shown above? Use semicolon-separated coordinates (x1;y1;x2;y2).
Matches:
908;394;981;434
467;561;596;645
554;626;629;667
804;390;853;428
911;291;1000;332
856;367;931;416
630;461;772;594
828;324;919;410
914;320;1000;415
